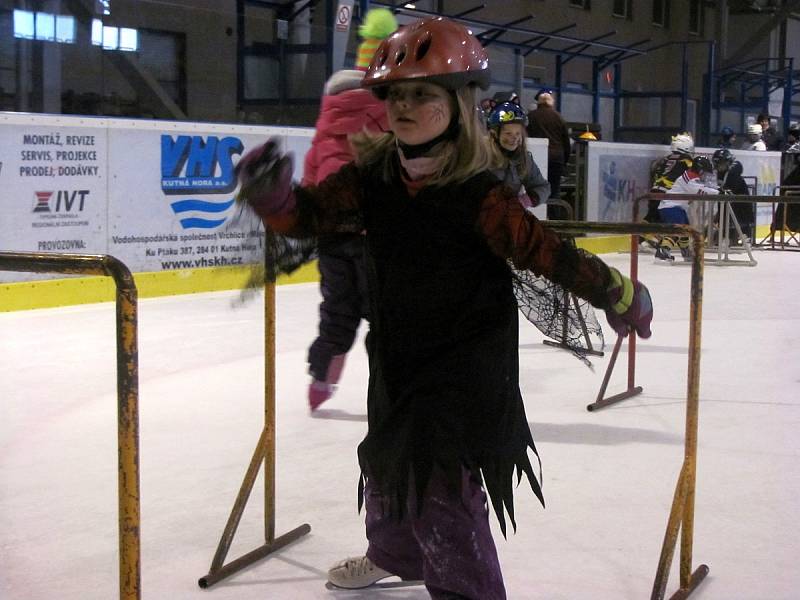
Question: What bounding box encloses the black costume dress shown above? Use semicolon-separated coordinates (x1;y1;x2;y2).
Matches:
265;155;613;535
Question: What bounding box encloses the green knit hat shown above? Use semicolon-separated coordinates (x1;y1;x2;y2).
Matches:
356;8;398;71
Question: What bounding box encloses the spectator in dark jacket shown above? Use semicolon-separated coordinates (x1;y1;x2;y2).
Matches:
757;113;783;151
526;89;572;219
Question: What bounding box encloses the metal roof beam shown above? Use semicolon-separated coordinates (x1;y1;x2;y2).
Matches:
287;0;319;22
522;24;578;56
561;30;616;54
487;38;601;62
476;16;535;47
722;0;800;68
560;31;619;66
597;38;651;70
453;4;486;19
380;3;647;55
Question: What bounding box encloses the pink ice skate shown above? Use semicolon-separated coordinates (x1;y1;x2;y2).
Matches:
308;354;346;411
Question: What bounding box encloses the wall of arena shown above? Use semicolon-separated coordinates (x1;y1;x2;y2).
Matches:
0;113;781;311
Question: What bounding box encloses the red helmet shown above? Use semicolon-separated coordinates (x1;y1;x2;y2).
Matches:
362;17;490;98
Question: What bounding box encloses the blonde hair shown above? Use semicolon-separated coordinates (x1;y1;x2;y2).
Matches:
350;85;493;187
488;123;529;179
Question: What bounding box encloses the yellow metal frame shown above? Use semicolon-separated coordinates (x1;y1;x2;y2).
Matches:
0;251;141;600
198;279;311;589
756;185;800;251
587;193;800;412
549;193;800;596
547;215;707;600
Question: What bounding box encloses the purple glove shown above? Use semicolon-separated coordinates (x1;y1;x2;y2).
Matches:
605;268;653;339
234;138;295;219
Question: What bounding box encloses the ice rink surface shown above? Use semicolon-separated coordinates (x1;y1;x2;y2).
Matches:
1;250;798;600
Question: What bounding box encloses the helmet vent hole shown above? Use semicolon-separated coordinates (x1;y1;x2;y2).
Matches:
377;51;388;66
416;36;432;60
395;48;407;65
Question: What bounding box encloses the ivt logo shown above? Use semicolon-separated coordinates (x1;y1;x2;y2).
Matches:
33;190;89;213
160;135;243;195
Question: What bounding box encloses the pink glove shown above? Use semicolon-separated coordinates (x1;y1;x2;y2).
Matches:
605;268;653;338
234;138;295;219
518;190;540;209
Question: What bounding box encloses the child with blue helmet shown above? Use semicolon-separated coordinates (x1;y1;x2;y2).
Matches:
487;102;550;207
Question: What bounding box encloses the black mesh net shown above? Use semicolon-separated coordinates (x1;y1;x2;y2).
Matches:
511;264;605;367
228;204;318;304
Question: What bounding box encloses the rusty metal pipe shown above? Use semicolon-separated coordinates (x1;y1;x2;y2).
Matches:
207;429;268;574
197;254;310;589
0;252;140;600
677;232;706;591
198;524;312;589
651;464;689;600
264;281;276;544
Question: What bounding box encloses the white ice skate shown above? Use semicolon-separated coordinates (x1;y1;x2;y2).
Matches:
326;556;393;589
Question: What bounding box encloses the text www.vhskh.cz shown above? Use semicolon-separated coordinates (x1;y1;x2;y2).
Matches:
160;255;244;269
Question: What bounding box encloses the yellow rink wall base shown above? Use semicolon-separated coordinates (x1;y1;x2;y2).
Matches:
0;228;769;312
0;261;320;312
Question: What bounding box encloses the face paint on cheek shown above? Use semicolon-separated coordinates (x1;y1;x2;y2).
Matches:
429;102;447;124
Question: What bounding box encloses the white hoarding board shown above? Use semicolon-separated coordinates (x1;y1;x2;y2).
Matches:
0;114;109;282
586;141;782;224
106;121;296;274
0;114;315;283
525;137;549;221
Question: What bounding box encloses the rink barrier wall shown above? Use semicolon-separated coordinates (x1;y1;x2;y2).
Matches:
0;234;639;311
0;113;782;311
585;141;782;224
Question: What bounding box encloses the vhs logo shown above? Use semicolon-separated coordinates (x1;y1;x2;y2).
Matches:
160;135;242;229
160;135;243;194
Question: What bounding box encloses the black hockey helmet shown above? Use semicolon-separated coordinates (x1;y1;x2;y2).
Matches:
692;155;713;174
712;148;733;168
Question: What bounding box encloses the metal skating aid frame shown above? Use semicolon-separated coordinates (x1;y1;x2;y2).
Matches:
198;279;310;589
546;218;707;600
756;185;800;251
0;251;141;600
589;192;800;411
696;198;757;266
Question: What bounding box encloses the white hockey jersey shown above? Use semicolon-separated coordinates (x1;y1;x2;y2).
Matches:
742;140;767;152
660;170;719;210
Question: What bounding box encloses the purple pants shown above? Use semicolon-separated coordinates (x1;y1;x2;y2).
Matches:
364;469;506;600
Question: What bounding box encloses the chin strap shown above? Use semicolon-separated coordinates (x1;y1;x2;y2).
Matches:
396;102;461;159
501;146;518;158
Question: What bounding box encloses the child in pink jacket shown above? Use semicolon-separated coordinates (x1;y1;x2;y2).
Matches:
303;69;389;410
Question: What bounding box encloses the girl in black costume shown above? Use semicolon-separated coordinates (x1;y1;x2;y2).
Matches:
235;17;653;600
